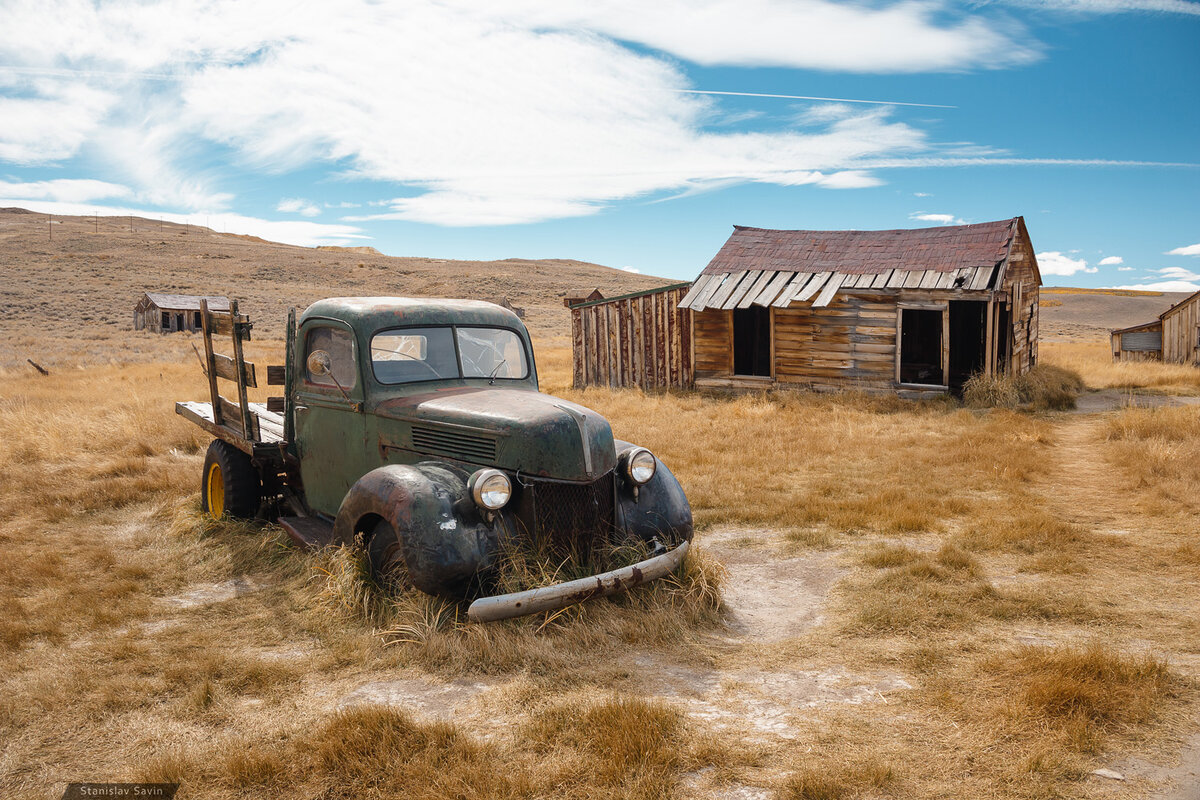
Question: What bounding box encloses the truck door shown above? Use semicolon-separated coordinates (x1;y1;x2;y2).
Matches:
294;320;371;517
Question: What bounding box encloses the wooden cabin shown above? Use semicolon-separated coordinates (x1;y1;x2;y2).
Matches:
564;289;604;308
134;293;231;333
570;218;1041;397
1112;289;1200;364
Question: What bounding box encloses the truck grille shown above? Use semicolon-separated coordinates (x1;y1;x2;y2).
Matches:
514;472;616;556
410;424;497;464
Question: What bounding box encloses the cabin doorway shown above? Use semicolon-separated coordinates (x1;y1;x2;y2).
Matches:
898;308;943;385
948;301;987;392
732;306;771;377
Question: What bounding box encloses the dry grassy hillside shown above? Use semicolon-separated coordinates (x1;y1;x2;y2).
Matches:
1039;287;1191;340
0;208;671;369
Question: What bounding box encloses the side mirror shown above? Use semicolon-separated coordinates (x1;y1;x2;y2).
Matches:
307;350;333;377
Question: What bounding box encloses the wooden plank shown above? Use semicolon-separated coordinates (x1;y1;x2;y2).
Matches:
903;270;926;289
934;270;957;290
738;271;774;309
755;271;793;306
212;352;257;388
199;300;222;425
676;275;713;310
985;300;995;376
229;299;254;440
707;270;748;309
656;291;668;384
721;270;761;309
894;306;903;384
691;272;727;310
771;273;810;308
206;311;234;337
969;265;994;291
812;273;846;308
941;307;950;385
266;365;286;385
886;270;908;289
571;308;584;388
218;394;259;440
682;300;694;388
795;272;831;303
670;293;682;386
918;270;941;289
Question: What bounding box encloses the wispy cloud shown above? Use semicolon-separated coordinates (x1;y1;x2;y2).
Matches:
1098;255;1124;265
1006;0;1200;15
1111;280;1200;291
1037;251;1097;276
1157;266;1200;281
0;179;130;203
277;198;321;217
1118;266;1134;271
1166;243;1200;256
910;212;965;225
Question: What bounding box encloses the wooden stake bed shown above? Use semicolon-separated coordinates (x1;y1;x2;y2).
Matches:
176;401;286;452
176;298;290;455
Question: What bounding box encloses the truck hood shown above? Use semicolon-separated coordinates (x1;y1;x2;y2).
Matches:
375;387;616;481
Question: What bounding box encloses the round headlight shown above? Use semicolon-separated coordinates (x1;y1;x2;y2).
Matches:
625;448;657;485
470;469;512;511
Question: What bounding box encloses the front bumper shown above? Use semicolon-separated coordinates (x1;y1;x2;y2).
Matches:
466;541;690;623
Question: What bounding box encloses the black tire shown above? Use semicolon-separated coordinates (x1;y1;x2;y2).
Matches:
201;439;261;519
366;518;410;588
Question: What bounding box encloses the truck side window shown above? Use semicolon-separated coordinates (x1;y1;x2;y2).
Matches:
305;326;357;390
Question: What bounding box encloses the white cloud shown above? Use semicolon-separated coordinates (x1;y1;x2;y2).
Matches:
0;179;130;203
1166;243;1200;256
619;265;641;273
3;0;1185;229
1118;266;1134;271
913;192;931;197
1013;0;1200;14
910;212;965;225
1157;266;1200;281
277;198;321;217
1098;255;1124;265
1037;251;1098;276
1110;281;1200;292
0;199;365;247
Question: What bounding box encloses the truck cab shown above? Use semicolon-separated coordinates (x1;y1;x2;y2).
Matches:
179;297;693;621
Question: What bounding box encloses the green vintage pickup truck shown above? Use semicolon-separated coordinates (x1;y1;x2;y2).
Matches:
176;297;693;621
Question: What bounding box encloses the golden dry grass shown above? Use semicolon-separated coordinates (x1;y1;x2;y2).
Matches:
1041;341;1200;393
1;335;1198;800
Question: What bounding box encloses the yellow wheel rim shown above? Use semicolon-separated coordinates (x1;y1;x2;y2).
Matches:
206;462;225;517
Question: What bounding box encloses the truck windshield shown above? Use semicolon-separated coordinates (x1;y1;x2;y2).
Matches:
371;326;528;384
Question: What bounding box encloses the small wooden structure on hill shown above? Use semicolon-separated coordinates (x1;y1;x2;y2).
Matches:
563;289;604;308
571;218;1041;396
1111;290;1200;364
135;292;231;334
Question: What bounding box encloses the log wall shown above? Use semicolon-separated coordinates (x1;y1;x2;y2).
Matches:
774;295;898;391
571;284;694;389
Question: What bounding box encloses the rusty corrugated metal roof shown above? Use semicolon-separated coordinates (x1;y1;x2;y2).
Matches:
701;218;1018;277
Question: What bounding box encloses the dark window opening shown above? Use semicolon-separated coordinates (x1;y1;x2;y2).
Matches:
733;306;771;377
193;311;202;328
996;304;1011;374
174;313;184;331
899;308;943;385
948;301;987;392
160;314;170;331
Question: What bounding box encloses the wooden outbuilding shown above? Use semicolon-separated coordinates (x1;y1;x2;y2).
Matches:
571;218;1041;396
564;289;604;308
1111;289;1200;364
135;293;231;333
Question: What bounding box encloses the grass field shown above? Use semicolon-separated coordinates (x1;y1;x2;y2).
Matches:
1;335;1198;799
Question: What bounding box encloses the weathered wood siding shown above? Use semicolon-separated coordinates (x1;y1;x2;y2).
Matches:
1162;293;1200;364
1003;229;1039;375
571;284;694;389
774;295;897;391
693;309;732;376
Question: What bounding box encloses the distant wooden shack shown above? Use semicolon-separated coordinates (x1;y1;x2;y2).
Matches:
135;293;231;333
1112;290;1200;364
564;289;604;308
571;218;1041;396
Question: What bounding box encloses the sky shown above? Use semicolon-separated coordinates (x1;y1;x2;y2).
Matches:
0;0;1197;290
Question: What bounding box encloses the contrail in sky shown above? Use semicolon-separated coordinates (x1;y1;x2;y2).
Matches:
675;89;955;109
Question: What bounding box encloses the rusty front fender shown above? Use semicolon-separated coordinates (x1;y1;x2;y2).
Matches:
332;463;500;597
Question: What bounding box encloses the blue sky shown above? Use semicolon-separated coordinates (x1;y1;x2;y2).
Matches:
1;0;1197;289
